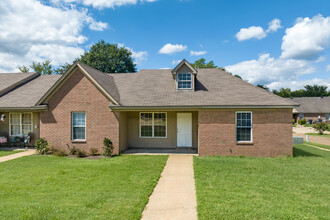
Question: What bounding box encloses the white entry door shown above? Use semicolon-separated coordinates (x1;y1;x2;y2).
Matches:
177;113;192;147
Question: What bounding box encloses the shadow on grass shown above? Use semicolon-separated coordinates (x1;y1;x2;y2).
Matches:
293;147;321;157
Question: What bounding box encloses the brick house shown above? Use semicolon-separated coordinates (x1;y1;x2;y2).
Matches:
0;60;296;156
286;97;330;123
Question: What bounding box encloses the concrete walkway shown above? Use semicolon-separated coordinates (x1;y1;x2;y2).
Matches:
142;155;198;220
304;143;330;152
0;149;36;163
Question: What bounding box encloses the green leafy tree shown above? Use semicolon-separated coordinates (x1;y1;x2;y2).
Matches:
18;60;53;75
272;88;292;98
53;63;72;75
257;84;270;91
77;40;136;73
18;65;29;73
273;85;330;97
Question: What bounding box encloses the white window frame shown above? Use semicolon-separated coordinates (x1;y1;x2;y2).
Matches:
71;112;86;141
235;111;253;143
9;113;33;136
177;73;192;90
139;112;167;138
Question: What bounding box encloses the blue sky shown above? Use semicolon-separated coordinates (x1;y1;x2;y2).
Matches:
0;0;329;90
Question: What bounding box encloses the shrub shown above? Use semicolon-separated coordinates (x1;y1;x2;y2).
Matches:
298;118;307;125
313;122;329;134
69;146;77;155
75;149;87;158
103;138;114;157
35;138;49;155
292;119;295;125
89;148;99;156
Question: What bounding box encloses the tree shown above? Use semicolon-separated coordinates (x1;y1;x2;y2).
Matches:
257;84;270;91
77;40;136;73
273;84;330;98
272;88;292;98
53;63;72;75
191;58;218;68
18;65;29;73
18;60;53;75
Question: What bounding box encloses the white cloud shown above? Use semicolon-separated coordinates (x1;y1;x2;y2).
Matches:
225;53;315;86
55;0;156;9
159;43;187;54
89;20;108;31
327;64;330;72
118;43;148;65
190;50;207;56
266;18;282;33
281;14;330;60
0;0;106;72
172;60;181;65
267;78;330;91
235;26;266;41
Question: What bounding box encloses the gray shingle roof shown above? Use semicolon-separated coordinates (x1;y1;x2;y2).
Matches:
0;75;60;108
109;68;296;107
0;72;39;97
285;97;330;113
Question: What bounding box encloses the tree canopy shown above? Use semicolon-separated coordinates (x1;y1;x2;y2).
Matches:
18;60;69;75
77;40;136;73
272;85;330;97
257;84;270;91
191;58;243;80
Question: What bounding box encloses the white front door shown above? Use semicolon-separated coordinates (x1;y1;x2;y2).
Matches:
177;113;192;147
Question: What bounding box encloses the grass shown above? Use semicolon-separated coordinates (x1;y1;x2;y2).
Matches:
306;133;330;138
194;144;330;219
0;155;168;219
0;150;24;157
306;142;330;150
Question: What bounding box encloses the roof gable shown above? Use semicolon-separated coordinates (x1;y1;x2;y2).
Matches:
36;62;120;106
171;59;197;75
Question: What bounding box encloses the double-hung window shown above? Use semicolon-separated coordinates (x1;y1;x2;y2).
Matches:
299;113;304;120
9;113;33;136
236;112;252;142
140;112;166;138
72;112;86;140
177;73;192;89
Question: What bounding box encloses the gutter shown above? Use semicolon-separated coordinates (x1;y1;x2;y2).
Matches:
0;105;47;112
109;105;298;111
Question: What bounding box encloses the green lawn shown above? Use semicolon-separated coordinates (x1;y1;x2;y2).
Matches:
0;150;24;157
306;133;330;138
194;145;330;219
307;142;330;150
0;155;168;219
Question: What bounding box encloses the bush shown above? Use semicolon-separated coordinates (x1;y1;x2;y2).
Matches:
75;149;87;158
298;118;307;125
69;146;77;155
50;147;68;157
35;138;49;155
89;148;99;156
313;122;329;134
103;138;114;156
292;119;295;125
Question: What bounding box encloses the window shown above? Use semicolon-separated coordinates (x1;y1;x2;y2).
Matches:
72;112;86;140
326;114;330;120
9;113;33;136
236;112;252;142
299;113;304;120
177;73;192;89
140;112;166;138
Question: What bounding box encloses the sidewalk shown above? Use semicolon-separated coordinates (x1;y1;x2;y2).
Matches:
0;149;36;163
142;155;198;220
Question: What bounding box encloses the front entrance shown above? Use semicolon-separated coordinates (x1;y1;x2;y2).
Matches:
177;113;192;147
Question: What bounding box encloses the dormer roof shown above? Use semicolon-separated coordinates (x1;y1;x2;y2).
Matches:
171;59;198;75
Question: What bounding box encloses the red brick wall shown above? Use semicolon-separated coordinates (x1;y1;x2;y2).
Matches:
40;69;120;154
198;109;293;157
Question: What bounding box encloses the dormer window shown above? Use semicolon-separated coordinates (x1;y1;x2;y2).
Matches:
178;73;192;89
171;59;198;91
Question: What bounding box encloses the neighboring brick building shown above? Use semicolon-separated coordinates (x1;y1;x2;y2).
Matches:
0;60;296;156
286;97;330;123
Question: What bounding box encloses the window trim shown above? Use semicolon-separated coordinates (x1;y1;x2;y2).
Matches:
177;73;192;90
139;112;167;138
9;113;33;136
71;112;86;141
235;111;253;143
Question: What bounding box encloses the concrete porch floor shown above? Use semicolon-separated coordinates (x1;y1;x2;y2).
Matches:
123;148;198;155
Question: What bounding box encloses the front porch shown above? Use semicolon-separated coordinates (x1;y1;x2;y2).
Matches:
118;111;199;153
